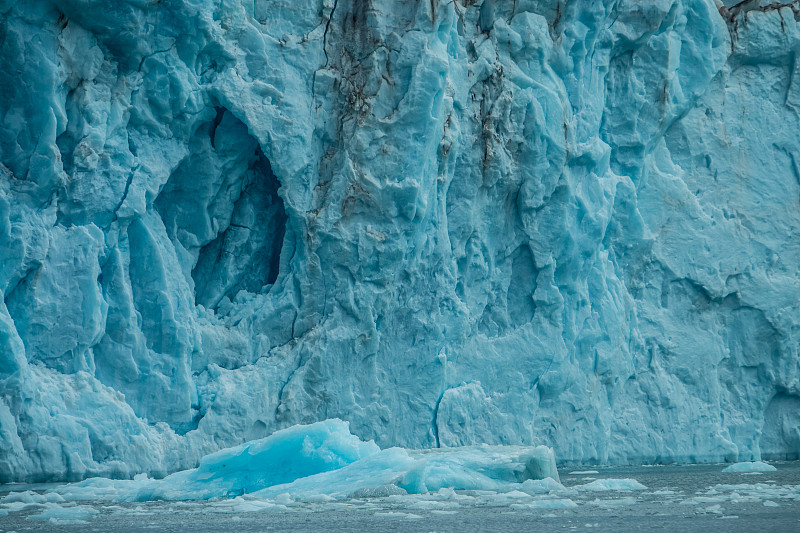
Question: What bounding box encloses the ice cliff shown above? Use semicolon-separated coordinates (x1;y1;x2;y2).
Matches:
1;0;800;482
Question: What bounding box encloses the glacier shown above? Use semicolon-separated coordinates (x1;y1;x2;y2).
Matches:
1;0;800;483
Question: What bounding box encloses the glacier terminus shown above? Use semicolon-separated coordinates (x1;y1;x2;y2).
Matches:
1;0;800;487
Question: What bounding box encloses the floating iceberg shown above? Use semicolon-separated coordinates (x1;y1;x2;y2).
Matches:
574;479;647;492
19;420;559;503
722;461;777;473
26;504;99;524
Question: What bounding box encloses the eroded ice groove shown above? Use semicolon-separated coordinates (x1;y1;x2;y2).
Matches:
2;0;800;482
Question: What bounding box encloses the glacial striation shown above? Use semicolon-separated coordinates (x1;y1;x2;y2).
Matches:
1;0;800;482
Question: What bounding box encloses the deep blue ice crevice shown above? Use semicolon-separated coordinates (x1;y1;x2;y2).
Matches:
155;107;287;310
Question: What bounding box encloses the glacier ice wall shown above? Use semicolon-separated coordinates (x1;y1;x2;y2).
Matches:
1;0;800;481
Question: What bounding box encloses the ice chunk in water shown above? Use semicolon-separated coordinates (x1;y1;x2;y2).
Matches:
722;461;777;473
29;420;559;502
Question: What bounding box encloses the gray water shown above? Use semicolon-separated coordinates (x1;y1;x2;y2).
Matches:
2;462;799;532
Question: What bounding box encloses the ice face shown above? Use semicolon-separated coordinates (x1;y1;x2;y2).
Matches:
1;0;800;482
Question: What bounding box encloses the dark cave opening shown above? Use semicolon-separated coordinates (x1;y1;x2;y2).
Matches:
154;108;287;310
191;149;286;309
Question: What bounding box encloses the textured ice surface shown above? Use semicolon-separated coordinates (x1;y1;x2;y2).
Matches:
3;463;800;530
722;461;778;473
0;420;559;502
574;479;647;491
2;0;800;482
26;503;99;523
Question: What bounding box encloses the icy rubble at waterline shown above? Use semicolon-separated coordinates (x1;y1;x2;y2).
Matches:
2;0;800;483
3;460;800;528
0;420;560;502
1;422;796;527
0;420;792;523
